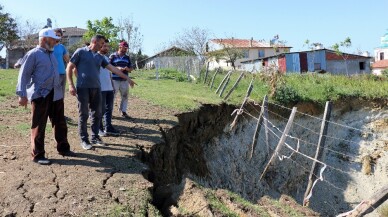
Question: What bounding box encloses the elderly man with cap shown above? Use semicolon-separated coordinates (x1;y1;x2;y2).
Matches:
109;41;133;119
16;28;74;165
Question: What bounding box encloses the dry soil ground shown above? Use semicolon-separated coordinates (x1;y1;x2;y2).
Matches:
0;93;178;216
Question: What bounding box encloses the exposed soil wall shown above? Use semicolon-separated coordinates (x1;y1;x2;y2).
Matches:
148;99;388;216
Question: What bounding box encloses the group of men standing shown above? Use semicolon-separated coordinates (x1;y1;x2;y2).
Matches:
16;28;135;165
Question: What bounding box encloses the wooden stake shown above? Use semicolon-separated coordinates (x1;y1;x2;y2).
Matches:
224;71;245;100
230;79;254;129
260;107;297;180
303;101;332;206
249;95;268;159
337;185;388;217
263;96;270;155
203;61;210;84
209;67;220;89
215;70;232;94
219;73;231;97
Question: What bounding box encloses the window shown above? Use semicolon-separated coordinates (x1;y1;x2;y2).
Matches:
380;52;385;60
359;62;365;70
258;50;265;57
243;50;249;58
314;63;321;70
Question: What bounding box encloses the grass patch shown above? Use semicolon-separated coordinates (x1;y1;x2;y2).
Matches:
205;190;239;217
226;191;270;217
15;123;30;135
0;69;18;102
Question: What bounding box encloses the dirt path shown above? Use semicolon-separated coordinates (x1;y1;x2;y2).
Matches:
0;93;178;216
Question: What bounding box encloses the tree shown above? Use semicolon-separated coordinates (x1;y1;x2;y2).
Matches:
171;27;211;63
84;17;120;50
117;16;143;54
0;5;19;52
332;37;352;75
15;19;41;54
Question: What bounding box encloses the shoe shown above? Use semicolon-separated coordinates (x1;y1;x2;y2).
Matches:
105;127;120;136
33;157;51;165
81;140;93;150
59;150;77;157
99;129;107;137
91;136;106;146
121;112;131;119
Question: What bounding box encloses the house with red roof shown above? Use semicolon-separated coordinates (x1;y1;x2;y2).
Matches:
372;30;388;75
206;37;291;70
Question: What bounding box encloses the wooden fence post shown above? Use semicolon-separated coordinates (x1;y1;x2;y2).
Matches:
336;185;388;217
263;96;270;155
224;71;245;100
210;67;220;89
303;101;332;206
260;107;297;180
230;79;254;129
219;73;231;97
249;95;268;159
203;61;210;84
215;70;232;94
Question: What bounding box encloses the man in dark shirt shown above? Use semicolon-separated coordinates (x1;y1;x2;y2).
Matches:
110;41;133;118
16;28;73;165
66;35;135;150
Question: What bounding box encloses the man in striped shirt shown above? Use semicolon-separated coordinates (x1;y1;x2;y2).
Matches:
110;41;133;119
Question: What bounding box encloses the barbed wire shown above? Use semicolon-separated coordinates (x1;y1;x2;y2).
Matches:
242;108;360;176
266;101;380;137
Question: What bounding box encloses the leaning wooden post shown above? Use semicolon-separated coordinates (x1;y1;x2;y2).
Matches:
215;70;232;94
203;61;210;84
224;71;245;100
336;185;388;217
303;101;332;206
260;107;297;180
263;96;270;155
209;67;220;89
230;79;254;129
249;95;268;159
219;73;231;97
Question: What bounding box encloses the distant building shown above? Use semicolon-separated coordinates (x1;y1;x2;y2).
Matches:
206;38;291;70
241;49;371;75
139;46;194;69
372;30;388;75
6;27;86;68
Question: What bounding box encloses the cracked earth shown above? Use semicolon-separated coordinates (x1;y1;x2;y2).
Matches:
0;93;178;216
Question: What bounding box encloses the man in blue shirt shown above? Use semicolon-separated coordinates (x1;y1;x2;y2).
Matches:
67;35;135;150
16;28;73;165
110;41;133;119
53;28;70;95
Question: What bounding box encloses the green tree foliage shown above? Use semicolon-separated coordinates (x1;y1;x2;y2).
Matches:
0;5;19;51
83;17;120;50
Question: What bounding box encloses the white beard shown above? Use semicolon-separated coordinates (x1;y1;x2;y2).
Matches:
45;42;54;52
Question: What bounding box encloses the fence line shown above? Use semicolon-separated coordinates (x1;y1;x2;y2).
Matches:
267;101;378;137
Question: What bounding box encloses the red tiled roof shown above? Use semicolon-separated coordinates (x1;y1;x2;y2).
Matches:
372;59;388;68
210;38;290;48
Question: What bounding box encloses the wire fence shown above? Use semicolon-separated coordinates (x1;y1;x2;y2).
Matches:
153;56;202;79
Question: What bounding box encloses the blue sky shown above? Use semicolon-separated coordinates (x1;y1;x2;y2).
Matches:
2;0;388;56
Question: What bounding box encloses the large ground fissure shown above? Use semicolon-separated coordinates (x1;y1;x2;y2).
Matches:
148;99;388;216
